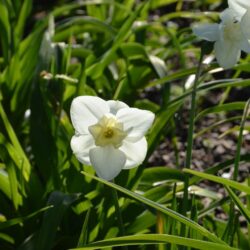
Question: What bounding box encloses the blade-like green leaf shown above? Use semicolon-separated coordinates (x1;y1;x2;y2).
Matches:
77;208;91;247
0;145;22;208
35;192;80;250
0;104;31;181
54;16;116;42
71;234;237;250
165;79;250;112
0;233;14;244
148;102;182;156
81;171;227;245
183;169;250;195
159;155;250;204
141;166;185;185
0;169;11;199
86;1;148;78
195;102;246;121
0;206;52;230
232;99;250;180
0;0;11;63
15;0;32;39
225;186;250;223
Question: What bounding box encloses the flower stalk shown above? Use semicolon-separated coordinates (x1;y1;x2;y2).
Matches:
225;99;250;244
182;49;204;219
111;180;128;250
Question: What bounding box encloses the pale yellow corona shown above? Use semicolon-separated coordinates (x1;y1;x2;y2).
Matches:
88;115;127;148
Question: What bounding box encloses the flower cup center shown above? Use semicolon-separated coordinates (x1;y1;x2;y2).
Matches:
103;127;114;138
88;115;127;148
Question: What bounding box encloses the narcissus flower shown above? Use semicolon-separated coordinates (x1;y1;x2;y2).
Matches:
193;6;250;69
70;96;155;181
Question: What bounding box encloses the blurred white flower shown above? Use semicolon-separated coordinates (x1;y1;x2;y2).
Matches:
193;6;250;69
70;96;155;181
228;0;250;15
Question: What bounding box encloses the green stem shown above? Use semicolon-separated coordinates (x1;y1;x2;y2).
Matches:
182;50;204;218
111;180;127;250
226;99;250;245
233;99;250;181
179;50;203;242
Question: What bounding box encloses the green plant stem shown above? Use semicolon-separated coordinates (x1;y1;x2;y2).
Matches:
182;50;204;218
111;180;127;250
179;50;203;244
226;99;250;244
233;99;250;181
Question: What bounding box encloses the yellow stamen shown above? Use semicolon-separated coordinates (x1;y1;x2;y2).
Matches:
104;128;114;138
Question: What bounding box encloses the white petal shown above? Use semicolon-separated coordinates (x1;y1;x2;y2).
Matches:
89;146;126;180
193;24;220;42
241;9;250;38
70;96;109;134
220;8;239;22
120;137;147;169
239;39;250;53
228;0;249;17
107;100;128;115
116;108;155;142
71;134;95;165
214;40;241;69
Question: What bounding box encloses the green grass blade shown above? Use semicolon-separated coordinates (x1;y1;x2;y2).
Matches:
233;99;250;180
195;102;246;121
159;155;250;204
120;43;147;59
198;197;230;219
0;0;11;63
15;0;32;39
86;2;148;78
0;104;31;181
0;206;52;230
126;211;155;234
183;169;250;195
0;145;22;208
77;208;91;247
141;167;185;185
52;0;129;18
147;67;197;88
35;192;80;250
54;16;116;42
81;171;227;245
148;102;181;155
71;234;237;250
6;160;21;209
0;169;11;199
225;186;250;223
194;115;246;139
166;79;250;111
0;233;14;244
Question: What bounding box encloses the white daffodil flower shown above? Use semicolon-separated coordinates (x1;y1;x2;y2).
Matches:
70;96;155;181
193;7;250;69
